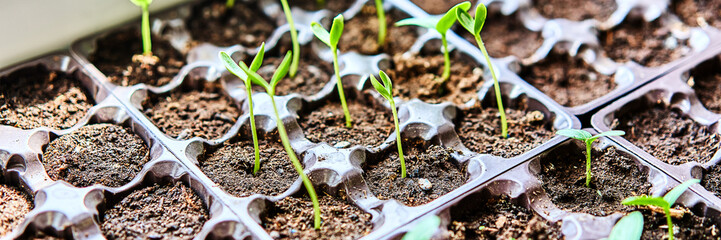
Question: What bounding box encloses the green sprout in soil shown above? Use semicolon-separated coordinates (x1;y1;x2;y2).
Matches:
375;0;386;46
395;1;470;82
370;70;406;178
129;0;154;57
456;3;507;138
555;129;625;188
402;215;441;240
279;0;300;78
606;211;644;240
237;50;322;229
311;14;353;128
622;179;700;240
219;44;266;175
226;0;234;8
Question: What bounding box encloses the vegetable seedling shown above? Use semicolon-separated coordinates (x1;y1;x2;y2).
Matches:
402;215;441;240
226;0;235;8
456;3;507;138
555;129;625;188
605;211;644;240
375;0;386;46
311;14;353;128
279;0;300;78
236;50;321;229
218;43;266;175
129;0;154;57
622;179;700;240
395;1;471;82
370;70;406;178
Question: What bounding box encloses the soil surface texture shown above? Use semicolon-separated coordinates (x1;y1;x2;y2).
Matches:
291;0;356;15
143;82;239;140
299;100;392;148
410;0;474;15
187;0;275;47
689;60;721;113
364;143;467;206
43;124;150;187
601;19;689;67
340;6;417;56
89;28;185;87
0;183;33;237
539;146;650;216
102;182;208;240
673;0;721;29
255;49;333;98
462;12;543;59
631;207;720;239
702;164;721;199
534;0;616;21
613;106;720;165
201;135;296;197
263;193;373;239
457;106;554;158
448;196;562;240
520;52;616;107
1;66;93;130
384;53;484;105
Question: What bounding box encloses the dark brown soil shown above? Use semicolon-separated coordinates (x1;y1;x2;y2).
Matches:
255;49;333;97
688;59;721;113
410;0;474;15
0;183;33;237
457;106;554;158
291;0;356;15
89;28;185;87
101;182;208;240
384;53;484;105
633;208;720;239
539;146;650;216
200;135;297;197
673;0;721;29
263;193;373;239
43;124;150;188
613;106;720;165
519;52;616;107
462;11;544;59
142;81;239;140
339;5;417;56
299;100;392;148
533;0;616;21
1;65;93;130
448;196;562;240
701;165;721;199
364;142;467;206
600;19;688;67
186;0;276;47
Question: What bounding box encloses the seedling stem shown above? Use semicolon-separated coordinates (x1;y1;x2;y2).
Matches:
279;0;300;77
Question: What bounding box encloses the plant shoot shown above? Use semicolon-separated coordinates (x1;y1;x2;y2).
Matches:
225;0;234;8
129;0;154;57
622;179;700;240
606;211;644;240
311;14;352;128
395;2;470;82
279;0;300;77
555;129;625;188
370;70;406;178
375;0;387;46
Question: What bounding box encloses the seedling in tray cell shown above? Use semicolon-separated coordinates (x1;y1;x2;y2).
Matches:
279;0;300;78
311;14;353;128
622;179;701;240
370;70;406;178
402;215;441;240
226;0;234;8
236;50;322;229
395;1;470;82
555;129;625;188
128;0;158;65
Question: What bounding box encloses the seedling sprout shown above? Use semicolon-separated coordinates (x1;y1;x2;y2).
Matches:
395;1;470;82
237;50;322;229
375;0;387;46
129;0;154;57
622;179;700;240
311;14;353;128
555;129;625;188
279;0;301;77
370;70;406;178
606;211;643;240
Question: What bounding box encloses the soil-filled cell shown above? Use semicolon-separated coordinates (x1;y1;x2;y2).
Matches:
340;6;417;56
299;100;392;148
364;142;467;206
143;81;239;140
0;182;33;237
43;123;150;188
673;0;721;29
89;28;186;87
409;0;475;15
101;182;208;239
186;0;275;47
263;193;373;239
462;12;543;60
601;19;690;67
1;65;94;130
533;0;616;21
688;58;721;114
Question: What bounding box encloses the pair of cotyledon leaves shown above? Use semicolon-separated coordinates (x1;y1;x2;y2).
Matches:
219;42;292;95
393;1;486;40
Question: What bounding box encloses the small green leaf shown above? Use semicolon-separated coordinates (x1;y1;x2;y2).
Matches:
556;129;592;141
370;75;391;100
436;1;470;34
330;14;344;48
664;179;700;205
607;211;644;240
473;3;487;36
455;7;474;34
395;17;439;30
237;60;268;90
379;70;393;93
270;51;293;92
218;51;248;83
250;42;266;72
622;196;669;209
311;22;332;47
402;216;441;240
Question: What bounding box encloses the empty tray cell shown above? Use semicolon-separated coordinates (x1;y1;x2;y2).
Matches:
687;56;721;114
600;19;690;67
0;181;33;238
298;99;392;149
409;0;474;15
187;0;276;47
340;7;417;56
532;0;616;22
0;65;94;130
461;11;543;60
673;0;721;29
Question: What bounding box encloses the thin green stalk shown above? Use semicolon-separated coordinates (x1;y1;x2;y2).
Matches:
280;0;300;77
226;0;235;8
333;49;352;127
270;95;321;229
665;208;674;240
585;141;592;187
141;3;152;56
390;100;406;178
247;84;261;175
440;34;450;81
475;35;507;138
375;0;386;46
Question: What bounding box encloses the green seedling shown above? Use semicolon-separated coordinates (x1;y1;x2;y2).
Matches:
370;70;406;178
402;215;441;240
279;0;300;77
311;14;352;128
622;179;700;240
395;1;471;82
236;50;321;229
375;0;386;46
456;3;507;138
555;129;625;188
218;44;266;175
226;0;235;8
129;0;153;56
606;211;644;240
